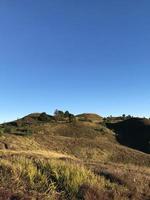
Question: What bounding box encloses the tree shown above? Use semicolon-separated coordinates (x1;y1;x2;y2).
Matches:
68;113;76;123
64;111;70;118
39;112;51;122
54;109;65;121
54;109;59;116
54;109;76;123
122;114;126;119
126;115;132;119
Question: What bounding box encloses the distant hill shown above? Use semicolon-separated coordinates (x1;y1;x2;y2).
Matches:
5;112;54;127
76;113;103;123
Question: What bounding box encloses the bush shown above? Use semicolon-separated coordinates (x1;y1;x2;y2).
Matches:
2;125;32;136
14;129;33;136
3;126;15;134
38;112;52;122
54;109;75;123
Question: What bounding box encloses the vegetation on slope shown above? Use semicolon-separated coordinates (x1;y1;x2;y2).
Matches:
0;111;150;199
0;152;125;200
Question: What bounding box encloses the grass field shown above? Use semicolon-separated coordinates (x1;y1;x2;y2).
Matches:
0;113;150;199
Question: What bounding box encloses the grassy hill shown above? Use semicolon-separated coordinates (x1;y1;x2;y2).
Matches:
0;112;150;199
76;113;103;123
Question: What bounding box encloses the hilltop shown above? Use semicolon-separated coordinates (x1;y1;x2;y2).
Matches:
76;113;103;123
0;111;150;199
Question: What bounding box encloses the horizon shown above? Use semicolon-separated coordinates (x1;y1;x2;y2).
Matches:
1;0;150;122
0;109;149;124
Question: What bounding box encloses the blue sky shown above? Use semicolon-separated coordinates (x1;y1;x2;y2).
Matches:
0;0;150;122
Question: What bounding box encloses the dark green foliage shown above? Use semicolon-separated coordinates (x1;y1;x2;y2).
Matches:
54;109;75;122
2;124;32;136
64;111;70;118
68;114;76;123
122;114;126;120
54;109;64;117
38;112;52;122
54;109;65;121
14;128;33;136
3;126;15;134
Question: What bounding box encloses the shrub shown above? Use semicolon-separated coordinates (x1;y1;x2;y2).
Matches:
14;129;33;136
38;112;52;122
3;126;15;134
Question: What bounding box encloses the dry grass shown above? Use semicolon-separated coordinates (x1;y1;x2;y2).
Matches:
0;149;77;161
0;153;117;200
88;162;150;200
1;122;150;167
0;119;150;199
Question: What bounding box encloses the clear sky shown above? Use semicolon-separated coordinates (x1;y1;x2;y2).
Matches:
0;0;150;122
